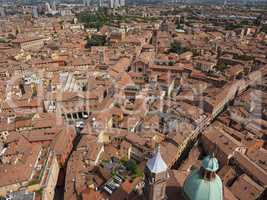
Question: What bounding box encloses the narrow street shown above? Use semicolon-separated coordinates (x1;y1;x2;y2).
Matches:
53;127;83;200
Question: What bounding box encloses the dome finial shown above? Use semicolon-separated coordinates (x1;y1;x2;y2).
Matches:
156;143;160;153
202;154;219;172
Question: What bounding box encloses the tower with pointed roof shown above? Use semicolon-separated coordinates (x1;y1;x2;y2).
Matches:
144;145;168;200
183;154;223;200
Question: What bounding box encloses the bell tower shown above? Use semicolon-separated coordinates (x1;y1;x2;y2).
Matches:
144;145;168;200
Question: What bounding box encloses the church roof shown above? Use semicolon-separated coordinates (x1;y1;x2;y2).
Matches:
183;169;223;200
146;146;168;174
183;155;223;200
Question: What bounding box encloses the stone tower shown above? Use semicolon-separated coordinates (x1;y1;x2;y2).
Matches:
144;145;168;200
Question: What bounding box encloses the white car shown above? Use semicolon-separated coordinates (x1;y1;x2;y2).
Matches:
110;180;120;188
114;176;122;183
82;113;89;119
75;121;84;128
103;186;113;195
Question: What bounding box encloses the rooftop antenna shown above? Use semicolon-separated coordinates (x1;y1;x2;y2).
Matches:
156;143;160;153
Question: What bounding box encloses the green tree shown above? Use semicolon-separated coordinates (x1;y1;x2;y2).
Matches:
215;63;228;72
260;24;267;34
86;35;106;48
126;160;138;174
0;38;7;43
169;41;188;54
125;160;143;178
77;11;108;30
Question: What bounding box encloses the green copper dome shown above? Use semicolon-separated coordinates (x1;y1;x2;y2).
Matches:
183;155;223;200
183;170;223;200
202;155;219;172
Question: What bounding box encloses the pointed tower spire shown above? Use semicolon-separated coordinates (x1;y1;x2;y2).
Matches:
146;144;167;174
144;144;168;200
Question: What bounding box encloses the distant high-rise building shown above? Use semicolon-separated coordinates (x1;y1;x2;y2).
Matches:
45;1;59;15
45;2;52;12
99;0;103;8
99;0;119;9
51;0;56;11
114;0;118;7
83;0;91;6
32;6;38;18
0;7;5;17
120;0;125;6
98;0;126;9
110;0;114;9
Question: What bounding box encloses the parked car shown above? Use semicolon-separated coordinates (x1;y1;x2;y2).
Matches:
82;112;89;119
106;183;116;190
75;121;84;128
114;176;122;184
103;186;113;195
110;180;120;188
